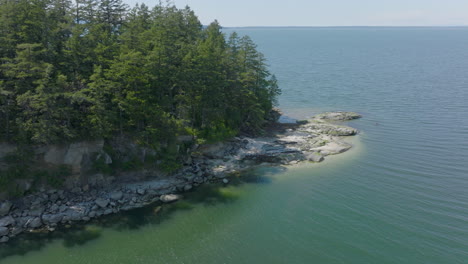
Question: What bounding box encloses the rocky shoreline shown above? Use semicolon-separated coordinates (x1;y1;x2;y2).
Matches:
0;111;361;244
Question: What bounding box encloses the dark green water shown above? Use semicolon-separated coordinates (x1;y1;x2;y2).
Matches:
2;27;468;263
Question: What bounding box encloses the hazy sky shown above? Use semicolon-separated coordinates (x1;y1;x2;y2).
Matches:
124;0;468;27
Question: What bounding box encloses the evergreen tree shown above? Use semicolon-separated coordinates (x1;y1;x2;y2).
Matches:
0;1;280;146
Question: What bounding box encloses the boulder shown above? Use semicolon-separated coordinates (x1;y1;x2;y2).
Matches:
0;236;9;243
10;226;23;236
313;112;361;121
0;227;8;236
103;209;113;215
305;152;324;162
29;206;45;217
95;198;109;208
66;210;85;221
110;191;123;201
160;194;181;203
27;217;42;228
198;142;227;159
0;216;15;227
222;179;229;184
42;214;63;224
49;204;59;213
183;184;193;191
313;141;351;155
0;201;12;216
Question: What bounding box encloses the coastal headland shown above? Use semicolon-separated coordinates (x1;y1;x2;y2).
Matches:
0;111;361;243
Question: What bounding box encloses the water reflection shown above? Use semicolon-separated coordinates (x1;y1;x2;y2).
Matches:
0;165;287;260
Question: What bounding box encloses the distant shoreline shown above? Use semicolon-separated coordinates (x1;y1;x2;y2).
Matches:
224;26;468;29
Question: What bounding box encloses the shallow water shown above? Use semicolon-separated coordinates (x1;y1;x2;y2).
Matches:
2;27;468;263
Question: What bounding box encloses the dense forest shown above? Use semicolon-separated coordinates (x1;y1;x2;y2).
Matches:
0;0;280;147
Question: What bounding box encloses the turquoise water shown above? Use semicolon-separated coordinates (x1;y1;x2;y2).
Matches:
2;27;468;263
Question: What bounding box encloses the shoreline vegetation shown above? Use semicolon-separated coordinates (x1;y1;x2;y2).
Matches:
0;2;279;196
0;111;361;244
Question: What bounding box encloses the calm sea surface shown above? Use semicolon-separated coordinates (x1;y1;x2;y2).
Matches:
2;27;468;264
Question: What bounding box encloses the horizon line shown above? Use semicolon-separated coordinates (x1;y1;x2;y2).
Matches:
222;25;468;29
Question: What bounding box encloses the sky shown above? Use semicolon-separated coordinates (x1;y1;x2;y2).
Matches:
123;0;468;27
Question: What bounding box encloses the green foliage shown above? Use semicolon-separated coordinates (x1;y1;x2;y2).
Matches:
0;1;280;146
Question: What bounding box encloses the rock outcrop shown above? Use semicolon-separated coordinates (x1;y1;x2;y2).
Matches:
0;112;361;243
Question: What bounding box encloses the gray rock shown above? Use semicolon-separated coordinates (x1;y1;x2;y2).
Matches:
313;111;361;121
27;217;42;228
42;214;63;224
0;216;15;227
193;176;204;184
103;209;113;215
313;141;351;155
96;151;112;164
59;205;68;212
0;227;8;236
222;179;229;184
136;188;145;195
183;184;193;191
95;198;109;208
198;142;227;159
68;211;84;221
49;204;59;213
88;211;97;218
0;201;12;216
49;194;59;202
0;236;9;243
110;191;123;201
10;227;23;236
160;194;181;203
305;152;324;162
29;206;45;217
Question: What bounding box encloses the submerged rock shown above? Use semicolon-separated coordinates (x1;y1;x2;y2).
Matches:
160;194;181;203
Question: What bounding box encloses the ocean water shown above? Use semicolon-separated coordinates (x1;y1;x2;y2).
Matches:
1;27;468;263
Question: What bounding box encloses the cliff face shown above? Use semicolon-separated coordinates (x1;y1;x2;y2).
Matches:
0;137;194;199
1;140;104;198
